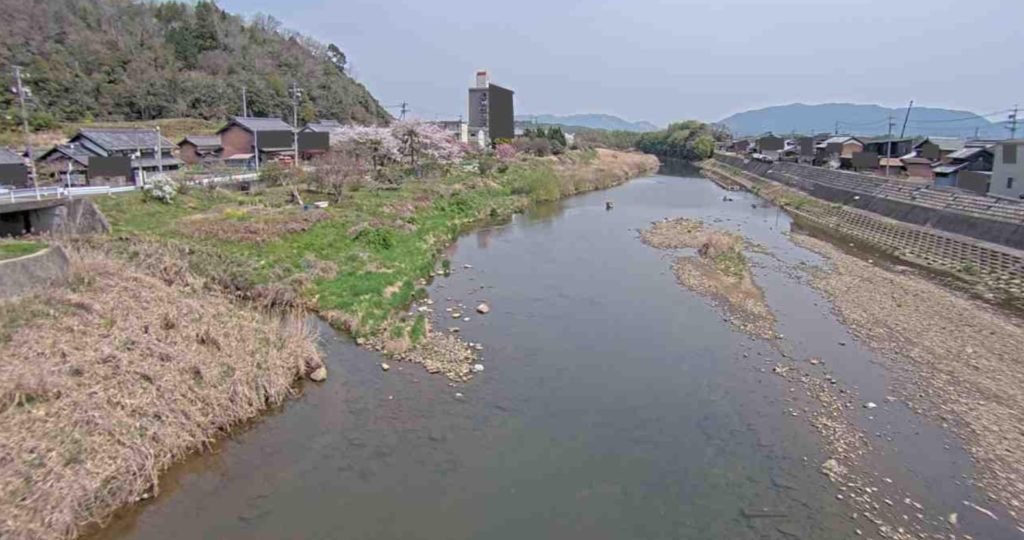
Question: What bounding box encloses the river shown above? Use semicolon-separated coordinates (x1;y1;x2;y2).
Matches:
89;169;1017;539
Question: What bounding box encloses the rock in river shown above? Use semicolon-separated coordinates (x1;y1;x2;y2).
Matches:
476;303;491;314
308;366;327;382
381;362;391;372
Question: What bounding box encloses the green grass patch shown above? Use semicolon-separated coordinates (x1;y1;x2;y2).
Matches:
0;240;47;261
90;152;617;337
713;249;748;279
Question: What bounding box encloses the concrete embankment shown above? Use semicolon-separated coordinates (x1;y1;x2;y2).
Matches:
700;158;1024;305
0;245;70;300
711;154;1024;250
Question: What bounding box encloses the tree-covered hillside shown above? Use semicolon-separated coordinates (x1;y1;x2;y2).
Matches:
0;0;391;131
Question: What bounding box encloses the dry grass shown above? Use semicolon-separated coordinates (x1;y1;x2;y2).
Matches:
0;248;322;540
641;218;777;339
177;206;332;243
554;149;660;196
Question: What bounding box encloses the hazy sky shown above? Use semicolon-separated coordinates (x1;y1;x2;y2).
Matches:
218;0;1023;127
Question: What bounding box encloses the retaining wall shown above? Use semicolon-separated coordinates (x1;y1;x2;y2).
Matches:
701;160;1024;301
715;155;1024;250
0;245;71;300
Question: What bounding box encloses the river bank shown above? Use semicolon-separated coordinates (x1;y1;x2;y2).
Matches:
651;163;1024;535
0;149;656;540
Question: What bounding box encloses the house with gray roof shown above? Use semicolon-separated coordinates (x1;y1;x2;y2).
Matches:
37;143;94;185
177;135;222;165
65;128;182;179
217;116;295;162
301;120;345;145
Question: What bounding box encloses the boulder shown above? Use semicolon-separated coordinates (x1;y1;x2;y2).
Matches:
476;303;491;314
308;366;327;382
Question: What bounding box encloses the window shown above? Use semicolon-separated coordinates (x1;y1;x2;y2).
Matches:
1008;177;1015;189
1004;143;1018;164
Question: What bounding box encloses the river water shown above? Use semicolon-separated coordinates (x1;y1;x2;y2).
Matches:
90;170;1017;539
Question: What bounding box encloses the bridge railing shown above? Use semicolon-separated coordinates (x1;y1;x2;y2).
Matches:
1;171;259;205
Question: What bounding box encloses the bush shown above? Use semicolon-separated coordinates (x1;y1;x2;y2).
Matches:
258;162;289;186
142;175;179;204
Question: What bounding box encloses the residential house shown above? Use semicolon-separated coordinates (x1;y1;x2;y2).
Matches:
64;128;181;184
862;137;916;160
914;137;965;162
0;147;28;188
756;135;784;159
727;138;753;153
900;157;935;181
177;135;222;165
932;145;993;188
301;120;346;145
428;120;470;144
990;140;1024;199
217;116;295;165
817;135;864;159
36;143;93;185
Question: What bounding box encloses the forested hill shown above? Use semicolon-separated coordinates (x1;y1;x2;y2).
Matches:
0;0;391;130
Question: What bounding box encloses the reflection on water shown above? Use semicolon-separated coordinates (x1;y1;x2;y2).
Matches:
89;173;1011;540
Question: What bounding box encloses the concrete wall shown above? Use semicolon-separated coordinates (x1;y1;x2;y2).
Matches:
0;245;70;300
717;155;1024;250
0;199;110;237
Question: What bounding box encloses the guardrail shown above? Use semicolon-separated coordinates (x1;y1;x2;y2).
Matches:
1;172;259;205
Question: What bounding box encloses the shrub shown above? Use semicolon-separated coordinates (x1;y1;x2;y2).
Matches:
142;175;178;204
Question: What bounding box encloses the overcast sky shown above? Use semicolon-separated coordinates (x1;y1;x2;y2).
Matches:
218;0;1023;127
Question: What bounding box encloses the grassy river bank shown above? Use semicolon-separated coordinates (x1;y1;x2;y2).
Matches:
0;149;658;540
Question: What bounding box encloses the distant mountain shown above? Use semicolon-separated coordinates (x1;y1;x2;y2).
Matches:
516;114;659;132
719;103;1003;139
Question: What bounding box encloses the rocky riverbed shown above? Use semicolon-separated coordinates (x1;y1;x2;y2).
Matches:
791;232;1024;532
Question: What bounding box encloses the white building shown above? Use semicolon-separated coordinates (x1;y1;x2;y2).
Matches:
989;140;1024;199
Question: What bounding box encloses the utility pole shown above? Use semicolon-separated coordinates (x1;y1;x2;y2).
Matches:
399;101;408;121
834;120;839;135
12;66;38;197
290;82;302;168
885;115;895;177
242;85;248;117
155;126;163;175
899;100;913;139
1008;106;1019;140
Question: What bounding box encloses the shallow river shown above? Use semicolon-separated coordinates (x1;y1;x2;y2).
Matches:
91;170;1017;539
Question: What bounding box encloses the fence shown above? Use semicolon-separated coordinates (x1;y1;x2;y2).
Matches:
1;172;258;205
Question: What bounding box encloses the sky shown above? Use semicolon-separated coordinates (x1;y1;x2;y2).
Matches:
218;0;1024;128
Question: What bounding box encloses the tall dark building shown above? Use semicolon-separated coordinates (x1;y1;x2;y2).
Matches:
468;71;515;143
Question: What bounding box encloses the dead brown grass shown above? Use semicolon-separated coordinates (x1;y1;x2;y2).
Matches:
554;149;660;195
641;218;777;339
0;249;322;540
177;206;331;243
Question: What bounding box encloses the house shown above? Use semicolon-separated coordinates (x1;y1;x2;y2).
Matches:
900;157;935;181
727;138;753;153
0;147;28;188
177;135;222;165
301;120;346;145
914;137;965;162
36;144;92;185
64;128;181;183
429;120;470;144
932;145;993;188
990;140;1024;199
817;136;864;159
862;137;916;160
217;116;295;164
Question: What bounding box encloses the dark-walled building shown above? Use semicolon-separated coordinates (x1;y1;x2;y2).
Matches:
467;71;515;144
